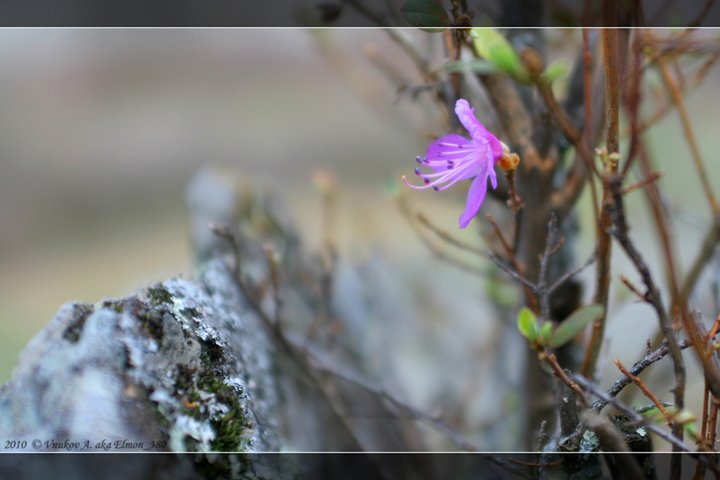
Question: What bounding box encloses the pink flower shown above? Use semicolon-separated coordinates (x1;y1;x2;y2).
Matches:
403;99;503;229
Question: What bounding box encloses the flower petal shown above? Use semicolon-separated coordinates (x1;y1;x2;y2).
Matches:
455;99;492;143
455;99;504;159
459;172;489;229
486;147;498;189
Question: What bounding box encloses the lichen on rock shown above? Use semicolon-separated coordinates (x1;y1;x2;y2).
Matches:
0;256;280;477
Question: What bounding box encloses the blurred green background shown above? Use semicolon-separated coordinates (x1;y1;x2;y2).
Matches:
1;27;719;425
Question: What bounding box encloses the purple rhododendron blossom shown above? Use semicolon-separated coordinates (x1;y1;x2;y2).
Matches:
403;98;504;229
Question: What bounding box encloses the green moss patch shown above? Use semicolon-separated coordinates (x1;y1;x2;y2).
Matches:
62;304;94;343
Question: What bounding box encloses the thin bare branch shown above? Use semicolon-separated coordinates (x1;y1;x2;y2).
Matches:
416;212;485;256
613;358;673;427
606;174;687;451
573;374;695;454
679;221;720;306
547;251;597;296
657;49;720;219
398;196;488;277
212;225;480;452
596;337;696;412
487;252;537;292
621;171;664;196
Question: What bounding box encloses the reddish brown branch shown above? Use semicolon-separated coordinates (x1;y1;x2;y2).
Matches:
709;397;720;449
620;275;647;302
614;358;673;427
536;82;598;180
602;28;620;156
541;350;587;404
486;213;516;263
581;25;623;379
621;171;664;195
580;174;613;377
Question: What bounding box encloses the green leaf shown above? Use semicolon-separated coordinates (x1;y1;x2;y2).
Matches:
675;409;697;425
541;61;568;83
400;0;449;32
640;406;661;418
540;322;553;346
443;59;500;75
471;28;529;82
517;307;539;342
548;304;605;348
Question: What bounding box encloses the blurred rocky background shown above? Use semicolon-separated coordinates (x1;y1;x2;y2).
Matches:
0;28;430;379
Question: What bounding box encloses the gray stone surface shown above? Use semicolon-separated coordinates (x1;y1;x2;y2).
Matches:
0;258;280;478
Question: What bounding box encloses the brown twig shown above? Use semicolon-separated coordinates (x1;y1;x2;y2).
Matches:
701;382;711;442
309;360;480;452
212;224;481;452
684;311;720;402
536;80;598;179
384;29;431;77
679;218;720;307
442;27;461;100
582;28;594;157
613;358;673;427
709;396;720;449
547;250;597;296
581;24;622;380
579;373;720;479
631;50;719;137
537;77;601;229
364;43;413;93
537;214;564;320
486;213;518;265
486;213;538;312
696;391;720;479
542;350;587;404
620;28;644;176
488;216;595;322
602;27;620;157
597;337;702;412
580;180;613;377
487;252;537;292
504;168;524;213
343;0;431;78
472;31;562;445
416;212;485;256
262;243;283;326
621;171;664;195
707;314;720;342
606;174;688;463
635;140;683;321
574;374;695;453
397;196;487;277
656;49;720;219
209;224;242;277
620;275;647;302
